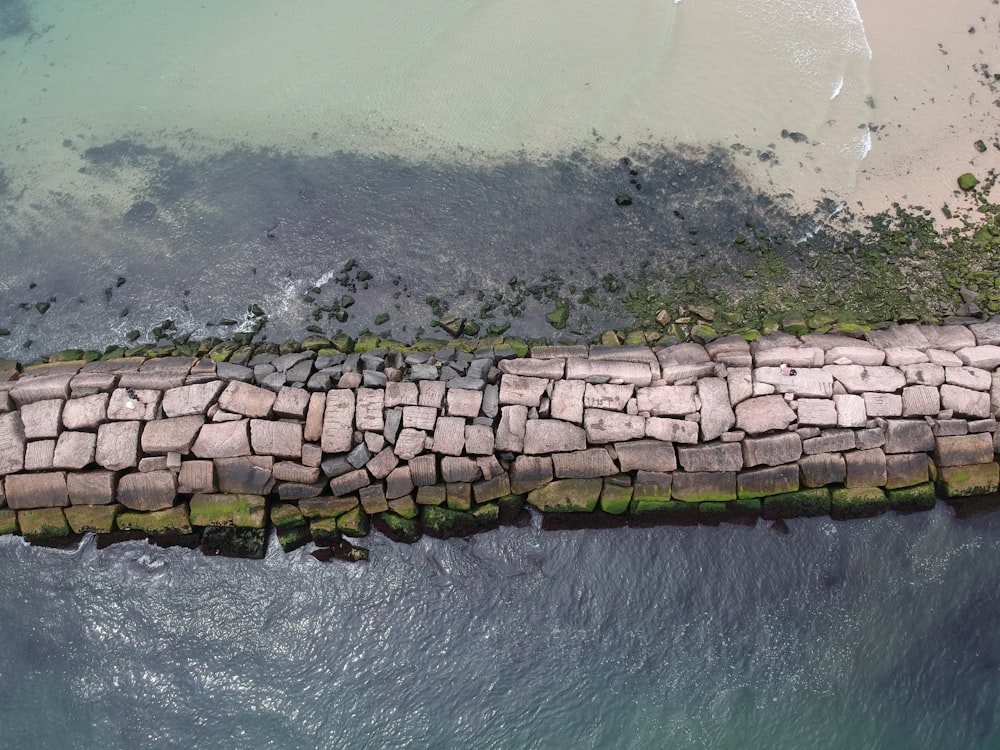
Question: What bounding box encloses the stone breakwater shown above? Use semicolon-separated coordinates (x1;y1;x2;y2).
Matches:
2;322;1000;560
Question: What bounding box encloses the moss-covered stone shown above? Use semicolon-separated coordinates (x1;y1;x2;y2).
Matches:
545;301;570;330
761;488;831;519
831;487;889;520
270;503;305;529
201;526;266;559
18;508;71;542
189;494;266;529
299;496;358;519
470;501;499;532
117;505;193;536
374;511;422;543
725;496;761;525
599;480;633;515
421;505;482;539
527;478;602;513
336;506;370;537
887;482;937;512
65;504;119;534
936;462;1000;498
698;501;730;525
497;493;525;525
629;499;699;526
0;509;18;535
309;517;341;546
958;172;979;190
277;523;311;553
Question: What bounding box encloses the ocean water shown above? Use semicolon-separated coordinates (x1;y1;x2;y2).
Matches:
1;507;999;749
2;3;999;747
0;0;873;355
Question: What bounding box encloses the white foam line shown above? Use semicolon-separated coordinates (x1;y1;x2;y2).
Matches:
830;76;844;100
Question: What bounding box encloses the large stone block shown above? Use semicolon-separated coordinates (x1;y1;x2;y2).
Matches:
583;409;645;444
797;399;838;426
217;380;276;418
742;432;801;468
671;471;737;502
249;419;303;459
393;428;427;461
945;366;991;391
191;419;250;459
304;392;326;442
162;380;225;417
24;440;54;471
20;399;63;439
728;368;753;406
270;385;311;419
753;367;833;398
177;460;215;494
864;324;929;351
142;415;205;455
117;471;177;511
863;392;902;417
523;419;587;455
734;395;796;435
677;442;743;472
635;385;698;416
52;431;96;469
9;373;73;406
0;411;25;475
824;346;886;366
495;405;528;453
824;365;905;394
834;394;867;427
329;468;370;496
447;389;484;418
761;488;831;519
527;478;602;512
552;448;617;478
17;507;70;541
584;383;634;411
67;470;117;505
737;465;799;499
441;456;482;483
96;421;142;470
645;418;699;444
5;472;69;509
385;381;418;407
799;452;846;487
885;453;930;490
385;466;413;500
831;487;889;519
498;358;565;378
901;385;940;416
322;390;355;453
432;416;467;456
510;455;553;494
844;448;887;488
499;374;549;407
940;384;990;418
754;346;824;368
698;378;735;441
614;440;677;472
107;388;160;421
883;420;934;454
956;345;1000;369
473;474;511;504
409;454;438;486
937;462;1000;497
65;504;119;534
215;456;274;495
62;393;109;430
933;433;994;466
565;358;653;385
354;388;385;431
550;380;585;424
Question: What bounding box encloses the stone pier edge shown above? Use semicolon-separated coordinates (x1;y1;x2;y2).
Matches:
3;321;1000;561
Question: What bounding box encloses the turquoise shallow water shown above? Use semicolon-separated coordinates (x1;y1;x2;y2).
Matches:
0;506;998;749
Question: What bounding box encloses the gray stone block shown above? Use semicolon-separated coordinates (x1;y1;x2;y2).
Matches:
742;432;802;467
677;442;743;472
117;471;177;511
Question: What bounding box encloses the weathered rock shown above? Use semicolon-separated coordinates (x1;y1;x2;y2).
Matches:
797;399;838;426
52;431;96;469
901;385;940;416
499;374;549;407
799;452;846;487
385;381;418;407
885;348;929;367
299;495;359;518
831;487;889;519
107;388;160;421
162;381;225;417
937;462;1000;497
0;411;25;475
5;472;69;509
62;393;109;431
495;405;528;453
248;419;303;459
599;475;633;515
215;456;274;495
432;416;466;456
885;453;929;489
583;409;646;444
552;448;617;478
671;471;737;502
863;392;902;417
883;420;934;454
742;432;801;467
117;471;177;511
550;380;585;423
20;399;63;439
527;478;602;512
734;396;796;435
584;383;634;411
825;365;905;394
737;464;799;499
834;394;867;428
727;368;753;406
96;421;142;470
322;390;355;453
463;424;494;455
304;392;326;442
498;358;565;379
636;385;698;416
329;468;370;496
676;442;743;472
956;345;1000;370
65;504;119;534
17;507;70;542
191;419;250;459
24;440;55;471
392;428;426;461
142;415;205;455
645;417;699;444
473;474;511;504
934;433;994;466
510;455;553;494
824;346;885;366
447;389;483;418
189;493;266;528
217;380;276;418
864;325;929;351
67;470;117;505
178;460;215;494
761;488;830;519
10;373;73;405
753;367;834;398
523;419;587;455
385;466;413;500
658;362;716;384
940;384;990;418
697;378;735;441
364;447;399;480
418;380;446;409
843;448;887;488
926;349;962;367
441;457;482;483
354;388;385;431
566;358;653;385
945;366;991;391
887;482;937;512
614;440;677;472
359;485;390;514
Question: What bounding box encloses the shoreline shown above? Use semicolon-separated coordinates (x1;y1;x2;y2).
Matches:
2;320;1000;560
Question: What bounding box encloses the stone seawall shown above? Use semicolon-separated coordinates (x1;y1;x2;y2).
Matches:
2;322;1000;560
